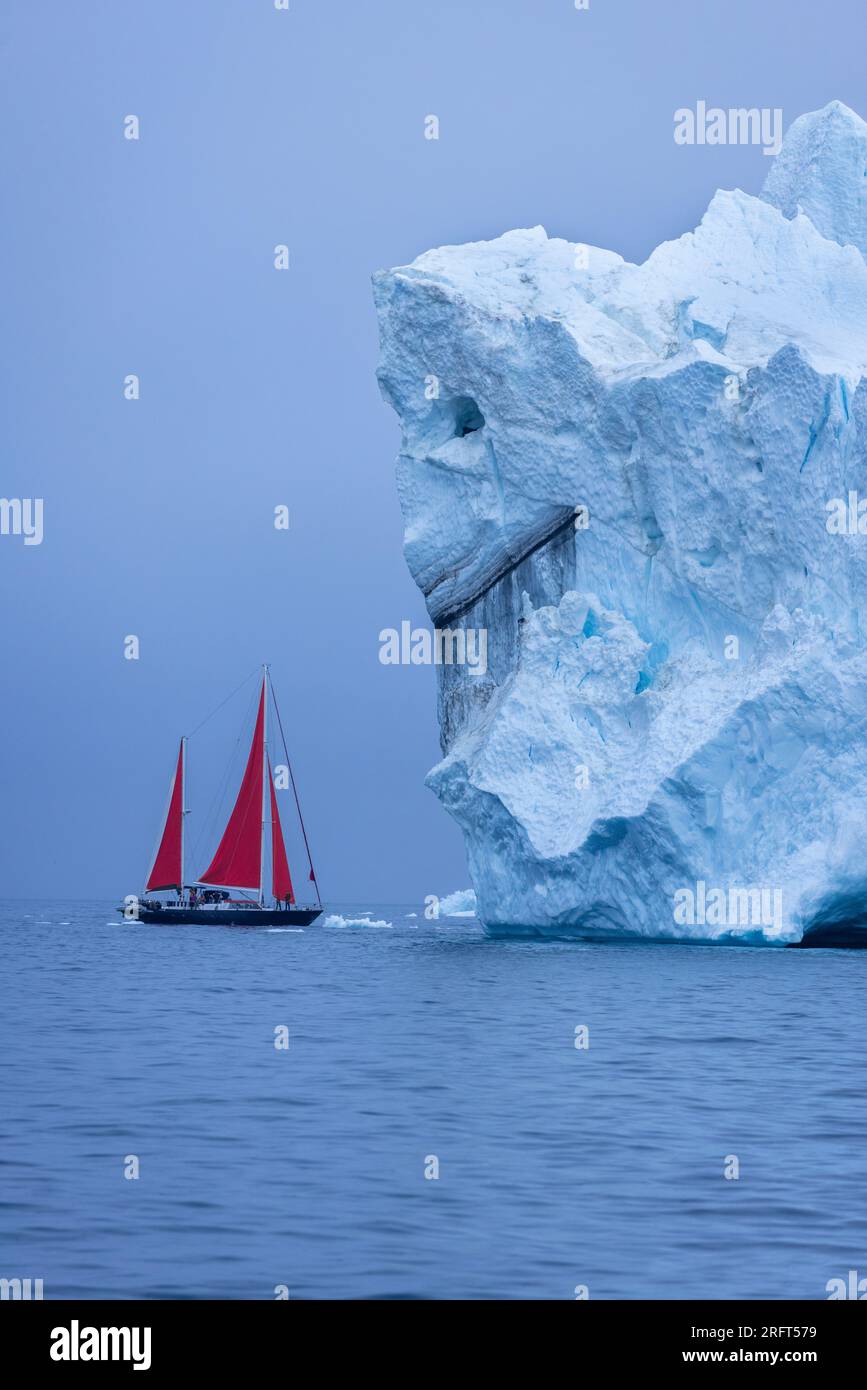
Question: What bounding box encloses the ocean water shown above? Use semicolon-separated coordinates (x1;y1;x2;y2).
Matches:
1;898;865;1301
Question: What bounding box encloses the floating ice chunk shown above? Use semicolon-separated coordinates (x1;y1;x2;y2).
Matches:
437;889;477;917
324;914;393;928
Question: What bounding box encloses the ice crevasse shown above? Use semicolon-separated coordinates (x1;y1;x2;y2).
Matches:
373;102;867;946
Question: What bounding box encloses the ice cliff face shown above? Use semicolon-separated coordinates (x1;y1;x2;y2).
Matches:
374;101;867;944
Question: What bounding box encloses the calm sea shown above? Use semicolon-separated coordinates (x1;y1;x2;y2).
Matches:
1;899;864;1300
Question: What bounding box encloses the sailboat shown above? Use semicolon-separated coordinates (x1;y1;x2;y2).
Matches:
122;667;323;927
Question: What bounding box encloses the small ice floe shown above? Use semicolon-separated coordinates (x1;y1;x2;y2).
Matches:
324;913;393;928
266;928;304;933
437;888;477;918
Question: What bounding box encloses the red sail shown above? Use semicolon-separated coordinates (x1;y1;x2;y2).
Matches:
269;762;295;903
146;740;184;891
199;681;265;890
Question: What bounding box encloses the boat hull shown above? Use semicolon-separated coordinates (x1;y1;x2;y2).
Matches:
130;906;323;927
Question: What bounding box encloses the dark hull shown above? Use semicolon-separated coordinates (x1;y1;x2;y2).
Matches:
132;906;323;927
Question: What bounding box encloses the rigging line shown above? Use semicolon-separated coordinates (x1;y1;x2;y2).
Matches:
269;674;322;905
189;682;260;872
191;683;258;871
185;666;261;741
200;710;265;892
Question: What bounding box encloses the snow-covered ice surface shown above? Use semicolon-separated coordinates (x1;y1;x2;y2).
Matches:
374;102;867;945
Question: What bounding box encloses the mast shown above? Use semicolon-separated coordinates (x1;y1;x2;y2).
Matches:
260;665;268;908
180;736;187;903
270;675;322;907
194;667;315;908
145;738;185;895
269;758;295;904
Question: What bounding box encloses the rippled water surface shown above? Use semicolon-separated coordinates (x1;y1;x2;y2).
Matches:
2;900;865;1299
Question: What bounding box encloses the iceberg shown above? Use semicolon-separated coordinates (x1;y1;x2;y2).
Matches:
437;888;477;918
374;103;867;945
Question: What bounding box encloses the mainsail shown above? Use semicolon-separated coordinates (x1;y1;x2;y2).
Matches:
145;739;185;891
199;680;265;891
269;760;295;903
